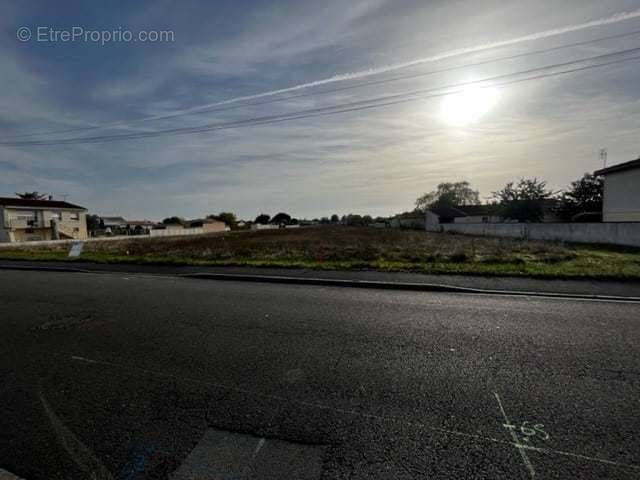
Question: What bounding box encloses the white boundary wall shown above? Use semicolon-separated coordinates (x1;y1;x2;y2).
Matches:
0;229;225;248
427;222;640;247
149;227;204;237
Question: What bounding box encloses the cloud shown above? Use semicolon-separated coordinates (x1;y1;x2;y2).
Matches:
2;1;640;220
157;7;640;114
77;5;640;135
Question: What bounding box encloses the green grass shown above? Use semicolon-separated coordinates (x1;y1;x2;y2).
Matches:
1;227;639;280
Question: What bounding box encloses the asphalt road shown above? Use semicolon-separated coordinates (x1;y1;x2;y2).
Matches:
1;269;639;479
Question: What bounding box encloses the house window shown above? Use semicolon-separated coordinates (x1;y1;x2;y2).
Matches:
69;212;79;221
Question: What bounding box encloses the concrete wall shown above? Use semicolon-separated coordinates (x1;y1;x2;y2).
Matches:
602;169;640;222
0;207;7;243
427;221;640;247
0;233;144;248
390;216;426;230
424;211;440;231
150;227;205;237
201;221;226;233
251;224;279;231
11;229;53;242
454;215;501;224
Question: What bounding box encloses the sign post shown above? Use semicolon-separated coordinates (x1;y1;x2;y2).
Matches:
68;241;84;258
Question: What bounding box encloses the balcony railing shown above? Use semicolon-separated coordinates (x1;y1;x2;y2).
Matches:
6;218;46;229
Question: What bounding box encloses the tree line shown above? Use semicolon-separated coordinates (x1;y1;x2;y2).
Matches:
415;173;604;222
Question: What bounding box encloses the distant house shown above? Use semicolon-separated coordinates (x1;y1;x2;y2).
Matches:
425;205;501;229
425;202;559;230
370;221;389;229
126;220;159;233
154;223;185;233
149;218;226;237
188;218;226;233
100;216;128;229
594;158;640;222
0;197;88;243
390;214;424;230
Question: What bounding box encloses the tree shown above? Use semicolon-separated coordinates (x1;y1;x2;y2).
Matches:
16;191;47;200
556;173;603;221
320;217;330;224
86;214;102;233
330;214;340;223
415;181;480;212
344;214;363;226
162;216;183;225
492;178;555;222
255;213;270;224
271;212;292;225
208;212;237;226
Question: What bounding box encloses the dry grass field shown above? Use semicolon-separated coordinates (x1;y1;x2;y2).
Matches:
1;226;639;279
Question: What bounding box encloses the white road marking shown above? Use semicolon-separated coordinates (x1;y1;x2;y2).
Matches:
172;429;323;479
69;355;640;472
0;468;26;480
251;438;266;462
494;392;536;478
40;393;114;480
242;437;267;477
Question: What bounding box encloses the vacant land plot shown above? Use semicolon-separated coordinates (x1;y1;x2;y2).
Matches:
1;226;639;279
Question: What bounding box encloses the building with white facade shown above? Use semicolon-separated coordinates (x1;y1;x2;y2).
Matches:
595;158;640;222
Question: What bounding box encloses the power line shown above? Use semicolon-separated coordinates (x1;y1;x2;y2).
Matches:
5;50;639;147
3;47;640;147
4;28;640;141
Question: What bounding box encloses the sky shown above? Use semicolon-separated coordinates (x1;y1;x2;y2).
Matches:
1;0;639;220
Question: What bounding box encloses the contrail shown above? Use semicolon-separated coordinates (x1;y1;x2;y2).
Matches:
6;7;640;141
189;8;640;109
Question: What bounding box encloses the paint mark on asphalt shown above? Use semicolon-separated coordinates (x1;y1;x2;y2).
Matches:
39;393;115;480
0;468;26;480
251;438;266;462
69;354;640;473
171;429;323;479
241;437;267;478
494;392;536;478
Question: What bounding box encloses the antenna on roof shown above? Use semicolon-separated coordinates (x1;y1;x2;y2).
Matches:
599;148;607;167
55;193;69;201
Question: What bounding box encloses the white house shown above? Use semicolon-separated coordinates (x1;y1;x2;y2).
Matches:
0;197;88;243
594;158;640;222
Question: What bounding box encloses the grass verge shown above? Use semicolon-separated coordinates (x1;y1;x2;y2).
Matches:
0;226;639;280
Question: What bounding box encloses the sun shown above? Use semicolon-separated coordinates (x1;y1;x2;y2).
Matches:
440;86;500;127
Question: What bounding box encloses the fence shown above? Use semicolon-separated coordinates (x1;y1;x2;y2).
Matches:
428;222;640;247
